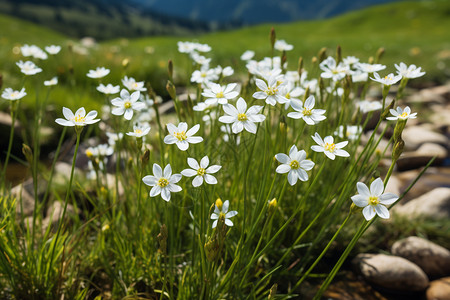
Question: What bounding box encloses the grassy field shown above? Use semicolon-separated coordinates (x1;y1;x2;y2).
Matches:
0;0;449;112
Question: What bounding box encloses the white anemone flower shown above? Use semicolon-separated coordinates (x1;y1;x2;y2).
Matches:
351;178;399;221
44;77;58;86
275;145;315;186
218;97;265;134
16;60;42;75
274;40;294;51
241;50;255;61
370;72;402;86
126;123;151;138
45;45;61;55
334;125;362;141
122;76;147;92
111;89;144;120
311;132;350;160
355;63;386;73
86;67;110;79
97;83;120;95
2;88;27;100
181;156;221;187
202;83;239;105
142;164;182;202
164;122;203;151
253;76;288;106
358;100;382;113
211;199;238;228
395;62;425;79
55;107;100;127
386;106;417;121
287;96;326;125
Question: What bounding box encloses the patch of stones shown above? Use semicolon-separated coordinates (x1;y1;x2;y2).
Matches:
353;236;450;299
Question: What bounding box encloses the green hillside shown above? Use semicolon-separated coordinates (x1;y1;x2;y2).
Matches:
0;0;449;112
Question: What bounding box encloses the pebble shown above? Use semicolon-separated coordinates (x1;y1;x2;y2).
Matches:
426;277;450;300
393;187;450;219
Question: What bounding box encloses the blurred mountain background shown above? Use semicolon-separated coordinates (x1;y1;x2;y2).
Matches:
0;0;400;40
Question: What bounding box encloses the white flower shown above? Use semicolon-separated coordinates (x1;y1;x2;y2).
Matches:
351;178;398;220
352;70;368;83
218;97;265;134
358;100;382;113
126;123;151;138
370;72;402;86
395;62;425;79
44;77;58;86
97;83;120;95
111;89;144;120
386;106;417;121
181;156;221;187
178;41;197;53
20;45;47;59
16;61;42;75
355;63;386;73
274;40;294;51
106;132;123;146
311;132;350;160
45;45;61;55
164;122;203;151
241;50;255;61
191;52;211;66
193;101;218;112
334;125;362;141
86;144;114;158
142;164;182;202
320;57;349;81
2;88;26;100
55;107;100;127
122;76;147;92
87;67;110;79
275;145;315;186
287;96;326;125
202;83;239;105
190;68;219;85
280;82;304;109
253;76;288;106
211;200;238;228
343;56;359;66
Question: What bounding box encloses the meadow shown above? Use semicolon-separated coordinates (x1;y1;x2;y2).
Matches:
0;0;449;299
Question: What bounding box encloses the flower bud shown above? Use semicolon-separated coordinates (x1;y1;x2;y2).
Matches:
297;57;303;78
122;58;129;69
381;99;395;120
157;224;168;255
141;149;150;166
204;236;220;262
268;283;278;300
168;59;173;81
270;27;276;50
166;80;176;100
318;47;327;63
336;45;342;64
215;198;223;211
268;198;277;215
303;86;310;102
22;143;33;165
375;47;385;63
393;119;407;142
392;138;405;162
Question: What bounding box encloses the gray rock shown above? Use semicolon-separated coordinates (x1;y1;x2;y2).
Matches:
11;183;35;217
392;236;450;278
396;143;447;171
52;162;83;186
393;188;450;219
353;253;429;292
401;126;448;151
42;201;77;232
426;277;450;300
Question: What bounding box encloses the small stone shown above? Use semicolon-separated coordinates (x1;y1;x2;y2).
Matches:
396;143;447;171
392;236;450;278
52;162;83;186
42;201;77;232
393;187;450;219
401;126;448;151
385;175;403;196
11;183;35;217
426;277;450;300
353;253;429;292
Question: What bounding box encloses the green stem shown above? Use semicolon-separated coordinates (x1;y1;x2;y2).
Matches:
1;105;16;191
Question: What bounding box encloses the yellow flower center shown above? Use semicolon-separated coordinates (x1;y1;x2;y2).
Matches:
237;113;248;121
201;72;207;78
86;149;93;158
197;168;206;176
132;82;139;89
368;196;379;206
324;143;336;152
158;178;169;188
266;87;278;96
285;92;291;99
400;112;408;118
384;75;393;81
124;101;132;109
216;91;224;98
11;92;18;98
74;115;85;123
302;108;312;116
175;131;187;141
135;129;143;134
289;160;300;170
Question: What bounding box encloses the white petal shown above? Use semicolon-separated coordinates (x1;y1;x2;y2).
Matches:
232;122;244;134
179;122;188;132
356;182;370;197
164;135;178;144
243;121;257;134
55;119;74;126
181;169;197;177
222;200;229;213
169;174;182;183
296;169;309;181
222;103;238;116
168;183;182;192
379;193;398;205
124;109;133;120
62;107;74;120
324;151;336;160
219;116;236;124
164;164;172;178
187;157;200;169
224;219;234;227
200;156;209;168
150;185;161;197
370;178;384;197
153;164;162;178
351;194;368;207
192;176;204;187
276;164;291;174
186;124;200;136
334;149;350;157
142;175;157;186
166;123;177;135
300;160;315;171
287;170;298;186
187;136;203;144
236;98;247;113
275;153;290;164
204;174;217;184
375;205;390;219
176;140;189;151
161;188;171;201
212;220;218;228
362;206;376;221
225;211;238;218
206;165;221;174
